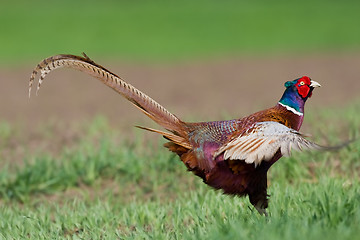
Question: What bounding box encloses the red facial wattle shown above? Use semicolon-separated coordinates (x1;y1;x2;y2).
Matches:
297;85;310;98
296;76;312;98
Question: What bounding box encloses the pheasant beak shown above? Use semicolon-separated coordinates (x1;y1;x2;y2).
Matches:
310;80;321;88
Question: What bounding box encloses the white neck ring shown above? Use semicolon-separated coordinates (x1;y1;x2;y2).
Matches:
278;102;303;116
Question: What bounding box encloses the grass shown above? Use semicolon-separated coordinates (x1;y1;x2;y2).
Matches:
1;0;360;65
0;102;359;239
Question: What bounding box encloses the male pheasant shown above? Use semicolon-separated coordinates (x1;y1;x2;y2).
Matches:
29;53;339;215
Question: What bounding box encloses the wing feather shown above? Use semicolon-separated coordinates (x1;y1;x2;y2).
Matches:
215;121;345;167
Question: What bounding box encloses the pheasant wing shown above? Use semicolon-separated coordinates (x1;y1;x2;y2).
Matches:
215;121;343;167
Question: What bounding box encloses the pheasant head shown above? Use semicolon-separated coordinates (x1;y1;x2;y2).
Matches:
278;76;321;115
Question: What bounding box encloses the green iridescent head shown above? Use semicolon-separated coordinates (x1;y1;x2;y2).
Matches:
279;76;321;113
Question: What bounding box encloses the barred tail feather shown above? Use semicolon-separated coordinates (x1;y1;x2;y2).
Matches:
29;53;186;135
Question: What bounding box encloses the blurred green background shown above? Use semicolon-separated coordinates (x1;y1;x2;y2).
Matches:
1;0;360;64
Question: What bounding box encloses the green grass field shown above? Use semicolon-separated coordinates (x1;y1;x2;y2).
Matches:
1;0;360;64
0;103;359;239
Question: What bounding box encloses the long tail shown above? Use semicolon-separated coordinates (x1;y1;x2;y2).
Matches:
29;53;189;140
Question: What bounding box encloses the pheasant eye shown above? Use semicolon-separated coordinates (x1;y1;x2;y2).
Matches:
299;81;305;86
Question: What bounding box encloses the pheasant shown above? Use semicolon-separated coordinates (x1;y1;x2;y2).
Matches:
29;53;342;215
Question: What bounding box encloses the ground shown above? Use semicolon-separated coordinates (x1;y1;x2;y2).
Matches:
3;53;360;127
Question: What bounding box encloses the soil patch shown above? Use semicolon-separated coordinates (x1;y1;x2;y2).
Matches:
2;53;359;128
1;53;359;161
